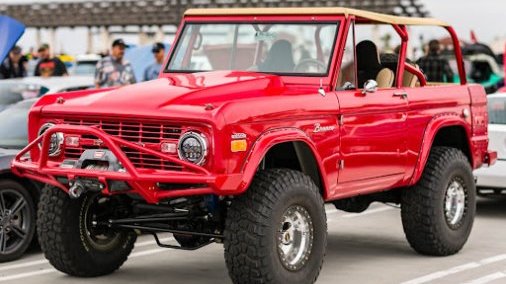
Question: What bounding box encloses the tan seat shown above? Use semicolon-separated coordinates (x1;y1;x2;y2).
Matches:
357;40;395;89
376;68;394;88
403;63;420;87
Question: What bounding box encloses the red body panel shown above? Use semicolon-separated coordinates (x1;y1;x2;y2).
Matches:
334;89;408;198
12;13;495;204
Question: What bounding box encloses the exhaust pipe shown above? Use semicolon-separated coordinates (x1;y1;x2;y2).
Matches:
69;181;85;199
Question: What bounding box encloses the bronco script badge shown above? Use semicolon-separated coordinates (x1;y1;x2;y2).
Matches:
313;123;336;133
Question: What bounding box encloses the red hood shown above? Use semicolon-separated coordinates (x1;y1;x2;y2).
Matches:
41;71;288;119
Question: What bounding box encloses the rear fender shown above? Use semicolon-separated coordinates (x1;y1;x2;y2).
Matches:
409;115;472;185
238;128;329;198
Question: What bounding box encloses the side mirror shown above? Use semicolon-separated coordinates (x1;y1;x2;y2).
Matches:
362;80;378;94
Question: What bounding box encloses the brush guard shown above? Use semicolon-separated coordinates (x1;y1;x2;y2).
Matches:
11;125;232;204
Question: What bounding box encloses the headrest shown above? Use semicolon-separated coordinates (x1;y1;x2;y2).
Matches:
356;40;381;70
259;39;295;72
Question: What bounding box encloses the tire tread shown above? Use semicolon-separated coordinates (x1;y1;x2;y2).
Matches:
224;169;326;284
37;185;135;277
401;146;475;256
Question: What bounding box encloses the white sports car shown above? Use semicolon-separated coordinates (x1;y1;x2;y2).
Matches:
475;93;506;195
0;76;94;111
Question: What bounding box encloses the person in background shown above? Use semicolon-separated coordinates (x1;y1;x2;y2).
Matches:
0;46;27;79
143;42;165;81
95;39;136;88
416;39;454;82
28;47;37;60
34;44;68;77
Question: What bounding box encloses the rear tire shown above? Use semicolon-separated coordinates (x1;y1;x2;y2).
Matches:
401;147;475;256
224;169;327;284
0;180;36;263
37;185;136;277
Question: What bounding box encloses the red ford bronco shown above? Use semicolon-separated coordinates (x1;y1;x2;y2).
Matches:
12;7;497;284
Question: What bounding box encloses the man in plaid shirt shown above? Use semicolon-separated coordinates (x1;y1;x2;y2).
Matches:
95;39;136;89
417;40;454;82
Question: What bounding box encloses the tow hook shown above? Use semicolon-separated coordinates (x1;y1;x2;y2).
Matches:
69;181;85;199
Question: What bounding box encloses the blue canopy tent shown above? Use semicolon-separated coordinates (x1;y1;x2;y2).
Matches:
0;15;25;62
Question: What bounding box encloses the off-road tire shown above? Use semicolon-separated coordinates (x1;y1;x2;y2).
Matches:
37;185;136;277
401;146;475;256
224;169;327;284
0;180;36;262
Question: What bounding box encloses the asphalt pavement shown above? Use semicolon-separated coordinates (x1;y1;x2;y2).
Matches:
0;197;505;284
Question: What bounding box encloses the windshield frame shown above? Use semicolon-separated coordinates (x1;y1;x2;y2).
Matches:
162;15;345;85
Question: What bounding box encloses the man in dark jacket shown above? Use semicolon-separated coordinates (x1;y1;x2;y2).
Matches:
0;46;27;79
34;44;68;77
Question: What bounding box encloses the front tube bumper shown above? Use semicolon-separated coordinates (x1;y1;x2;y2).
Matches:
11;125;223;203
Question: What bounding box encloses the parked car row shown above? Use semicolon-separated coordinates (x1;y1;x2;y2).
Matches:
0;76;94;262
0;99;39;262
475;93;506;194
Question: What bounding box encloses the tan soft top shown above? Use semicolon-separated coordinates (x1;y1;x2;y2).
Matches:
184;7;449;27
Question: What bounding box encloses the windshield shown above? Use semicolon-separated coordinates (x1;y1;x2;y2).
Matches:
0;99;34;149
167;22;340;75
488;97;506;125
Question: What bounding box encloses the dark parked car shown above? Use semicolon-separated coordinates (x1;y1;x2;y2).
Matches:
0;99;40;262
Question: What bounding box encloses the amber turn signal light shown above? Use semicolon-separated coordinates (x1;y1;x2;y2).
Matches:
231;140;247;152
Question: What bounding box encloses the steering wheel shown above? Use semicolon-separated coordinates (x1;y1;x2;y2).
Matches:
294;58;327;73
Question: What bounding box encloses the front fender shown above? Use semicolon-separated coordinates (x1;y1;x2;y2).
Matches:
237;127;329;198
409;113;472;185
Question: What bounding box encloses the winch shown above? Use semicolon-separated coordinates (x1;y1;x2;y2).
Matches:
62;149;129;198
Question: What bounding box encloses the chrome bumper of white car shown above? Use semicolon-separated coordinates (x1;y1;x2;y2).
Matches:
475;159;506;195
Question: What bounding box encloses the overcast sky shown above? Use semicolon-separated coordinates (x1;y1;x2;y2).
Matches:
4;0;506;54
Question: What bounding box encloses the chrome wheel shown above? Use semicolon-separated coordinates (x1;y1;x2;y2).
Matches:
277;205;314;271
444;178;467;228
0;189;29;255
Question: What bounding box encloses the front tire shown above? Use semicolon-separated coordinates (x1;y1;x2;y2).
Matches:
37;186;136;277
224;169;327;284
401;147;476;256
0;180;36;263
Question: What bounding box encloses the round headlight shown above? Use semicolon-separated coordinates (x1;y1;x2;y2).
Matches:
177;131;208;165
38;123;63;157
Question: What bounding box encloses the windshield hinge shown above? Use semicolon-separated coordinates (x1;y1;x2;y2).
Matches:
318;79;326;97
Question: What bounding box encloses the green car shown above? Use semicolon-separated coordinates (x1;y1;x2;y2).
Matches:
448;51;504;94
